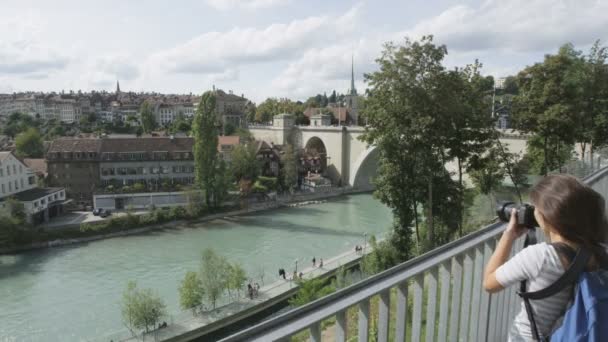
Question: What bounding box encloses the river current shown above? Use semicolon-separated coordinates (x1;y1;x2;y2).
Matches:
0;193;391;341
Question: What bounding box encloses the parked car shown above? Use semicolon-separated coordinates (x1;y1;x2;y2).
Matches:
100;209;112;218
93;208;103;216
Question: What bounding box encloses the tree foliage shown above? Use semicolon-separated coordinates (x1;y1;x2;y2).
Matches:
200;248;230;309
139;101;157;134
362;36;494;255
193;92;220;207
121;281;166;334
15;128;44;158
179;271;204;313
288;277;335;307
281;144;298;193
230;144;260;183
511;44;584;175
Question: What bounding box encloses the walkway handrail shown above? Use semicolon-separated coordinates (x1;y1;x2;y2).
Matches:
221;166;608;342
222;221;505;341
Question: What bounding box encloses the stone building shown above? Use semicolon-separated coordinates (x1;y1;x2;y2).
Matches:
47;138;103;207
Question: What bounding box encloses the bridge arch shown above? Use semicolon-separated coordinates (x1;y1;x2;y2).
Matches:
349;145;379;190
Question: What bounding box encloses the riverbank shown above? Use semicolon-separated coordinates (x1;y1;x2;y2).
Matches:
114;235;379;342
0;187;373;255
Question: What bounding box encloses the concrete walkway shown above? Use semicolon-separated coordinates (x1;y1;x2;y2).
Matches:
108;236;382;342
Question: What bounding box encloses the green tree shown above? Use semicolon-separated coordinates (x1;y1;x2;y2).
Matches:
512;43;583;175
179;271;204;313
281;144;298;193
577;41;608;161
140;101;157;134
200;248;230;309
15;128;44;158
223;122;236;136
288;278;335;307
212;159;231;208
193;92;220;208
230;144;260;183
363;36;464;255
121;281;166;334
227;263;247;299
470;147;506;215
255;98;280;123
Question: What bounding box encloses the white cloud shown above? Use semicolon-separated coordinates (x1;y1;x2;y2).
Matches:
0;13;69;76
149;5;361;75
406;0;608;53
271;38;381;99
82;55;140;89
205;0;290;11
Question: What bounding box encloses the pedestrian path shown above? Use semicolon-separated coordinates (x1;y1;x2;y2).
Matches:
111;235;384;342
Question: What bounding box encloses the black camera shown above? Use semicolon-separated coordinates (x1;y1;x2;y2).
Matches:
496;202;539;229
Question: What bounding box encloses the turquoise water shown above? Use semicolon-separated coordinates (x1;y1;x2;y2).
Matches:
0;194;391;341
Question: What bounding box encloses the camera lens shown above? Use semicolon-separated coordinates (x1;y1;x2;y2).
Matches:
496;201;517;222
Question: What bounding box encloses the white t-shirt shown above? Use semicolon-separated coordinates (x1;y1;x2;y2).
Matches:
496;242;573;341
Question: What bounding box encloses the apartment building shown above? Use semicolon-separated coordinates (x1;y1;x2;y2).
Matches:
0;151;66;223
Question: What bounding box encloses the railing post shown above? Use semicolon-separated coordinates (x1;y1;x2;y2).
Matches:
358;298;370;342
378;289;391;342
335;310;347;342
458;250;474;341
468;244;484;342
395;282;408;342
411;273;424;342
310;322;321;342
478;240;495;341
425;267;438;342
448;254;463;342
437;261;451;342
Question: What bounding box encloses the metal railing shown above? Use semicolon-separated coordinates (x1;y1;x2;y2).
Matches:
220;166;608;342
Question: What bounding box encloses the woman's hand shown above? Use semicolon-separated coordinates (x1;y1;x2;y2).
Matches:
504;208;527;239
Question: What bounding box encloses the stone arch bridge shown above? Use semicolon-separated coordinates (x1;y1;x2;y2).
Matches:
249;119;527;190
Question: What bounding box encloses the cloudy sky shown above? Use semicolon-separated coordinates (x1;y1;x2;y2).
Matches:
1;0;607;102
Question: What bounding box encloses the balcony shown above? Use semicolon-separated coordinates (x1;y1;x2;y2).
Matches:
220;166;608;342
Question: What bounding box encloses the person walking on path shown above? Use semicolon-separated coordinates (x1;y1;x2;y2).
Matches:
319;258;323;268
247;283;253;300
312;257;316;267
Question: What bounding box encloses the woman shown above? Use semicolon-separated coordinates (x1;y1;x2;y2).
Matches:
483;174;608;341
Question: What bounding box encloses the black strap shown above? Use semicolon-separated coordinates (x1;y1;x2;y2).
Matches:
517;233;591;341
520;246;590;301
519;230;543;340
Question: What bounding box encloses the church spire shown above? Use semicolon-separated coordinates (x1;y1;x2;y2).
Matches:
350;55;357;96
116;80;121;94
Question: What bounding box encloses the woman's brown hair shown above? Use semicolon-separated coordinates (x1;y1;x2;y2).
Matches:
530;174;608;266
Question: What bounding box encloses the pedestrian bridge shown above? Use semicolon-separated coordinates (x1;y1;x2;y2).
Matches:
249;115;528;190
220;165;608;342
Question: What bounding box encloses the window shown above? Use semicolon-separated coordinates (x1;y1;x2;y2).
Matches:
14;180;18;190
19;165;23;173
0;168;3;177
7;166;10;176
9;182;12;192
20;179;24;188
13;165;16;173
1;184;4;193
161;166;170;174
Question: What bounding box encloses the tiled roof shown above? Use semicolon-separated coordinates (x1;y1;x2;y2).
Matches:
23;158;47;176
100;137;194;153
218;136;240;147
0;151;12;161
47;138;102;153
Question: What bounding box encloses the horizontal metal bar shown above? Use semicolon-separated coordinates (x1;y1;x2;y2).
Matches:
221;222;506;341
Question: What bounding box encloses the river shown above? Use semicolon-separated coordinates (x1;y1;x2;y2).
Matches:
0;193;391;342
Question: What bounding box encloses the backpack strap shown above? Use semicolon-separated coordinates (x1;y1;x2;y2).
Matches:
518;237;591;341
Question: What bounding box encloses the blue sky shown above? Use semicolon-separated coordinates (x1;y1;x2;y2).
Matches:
1;0;607;102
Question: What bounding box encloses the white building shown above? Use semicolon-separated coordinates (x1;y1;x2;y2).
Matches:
0;151;66;223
